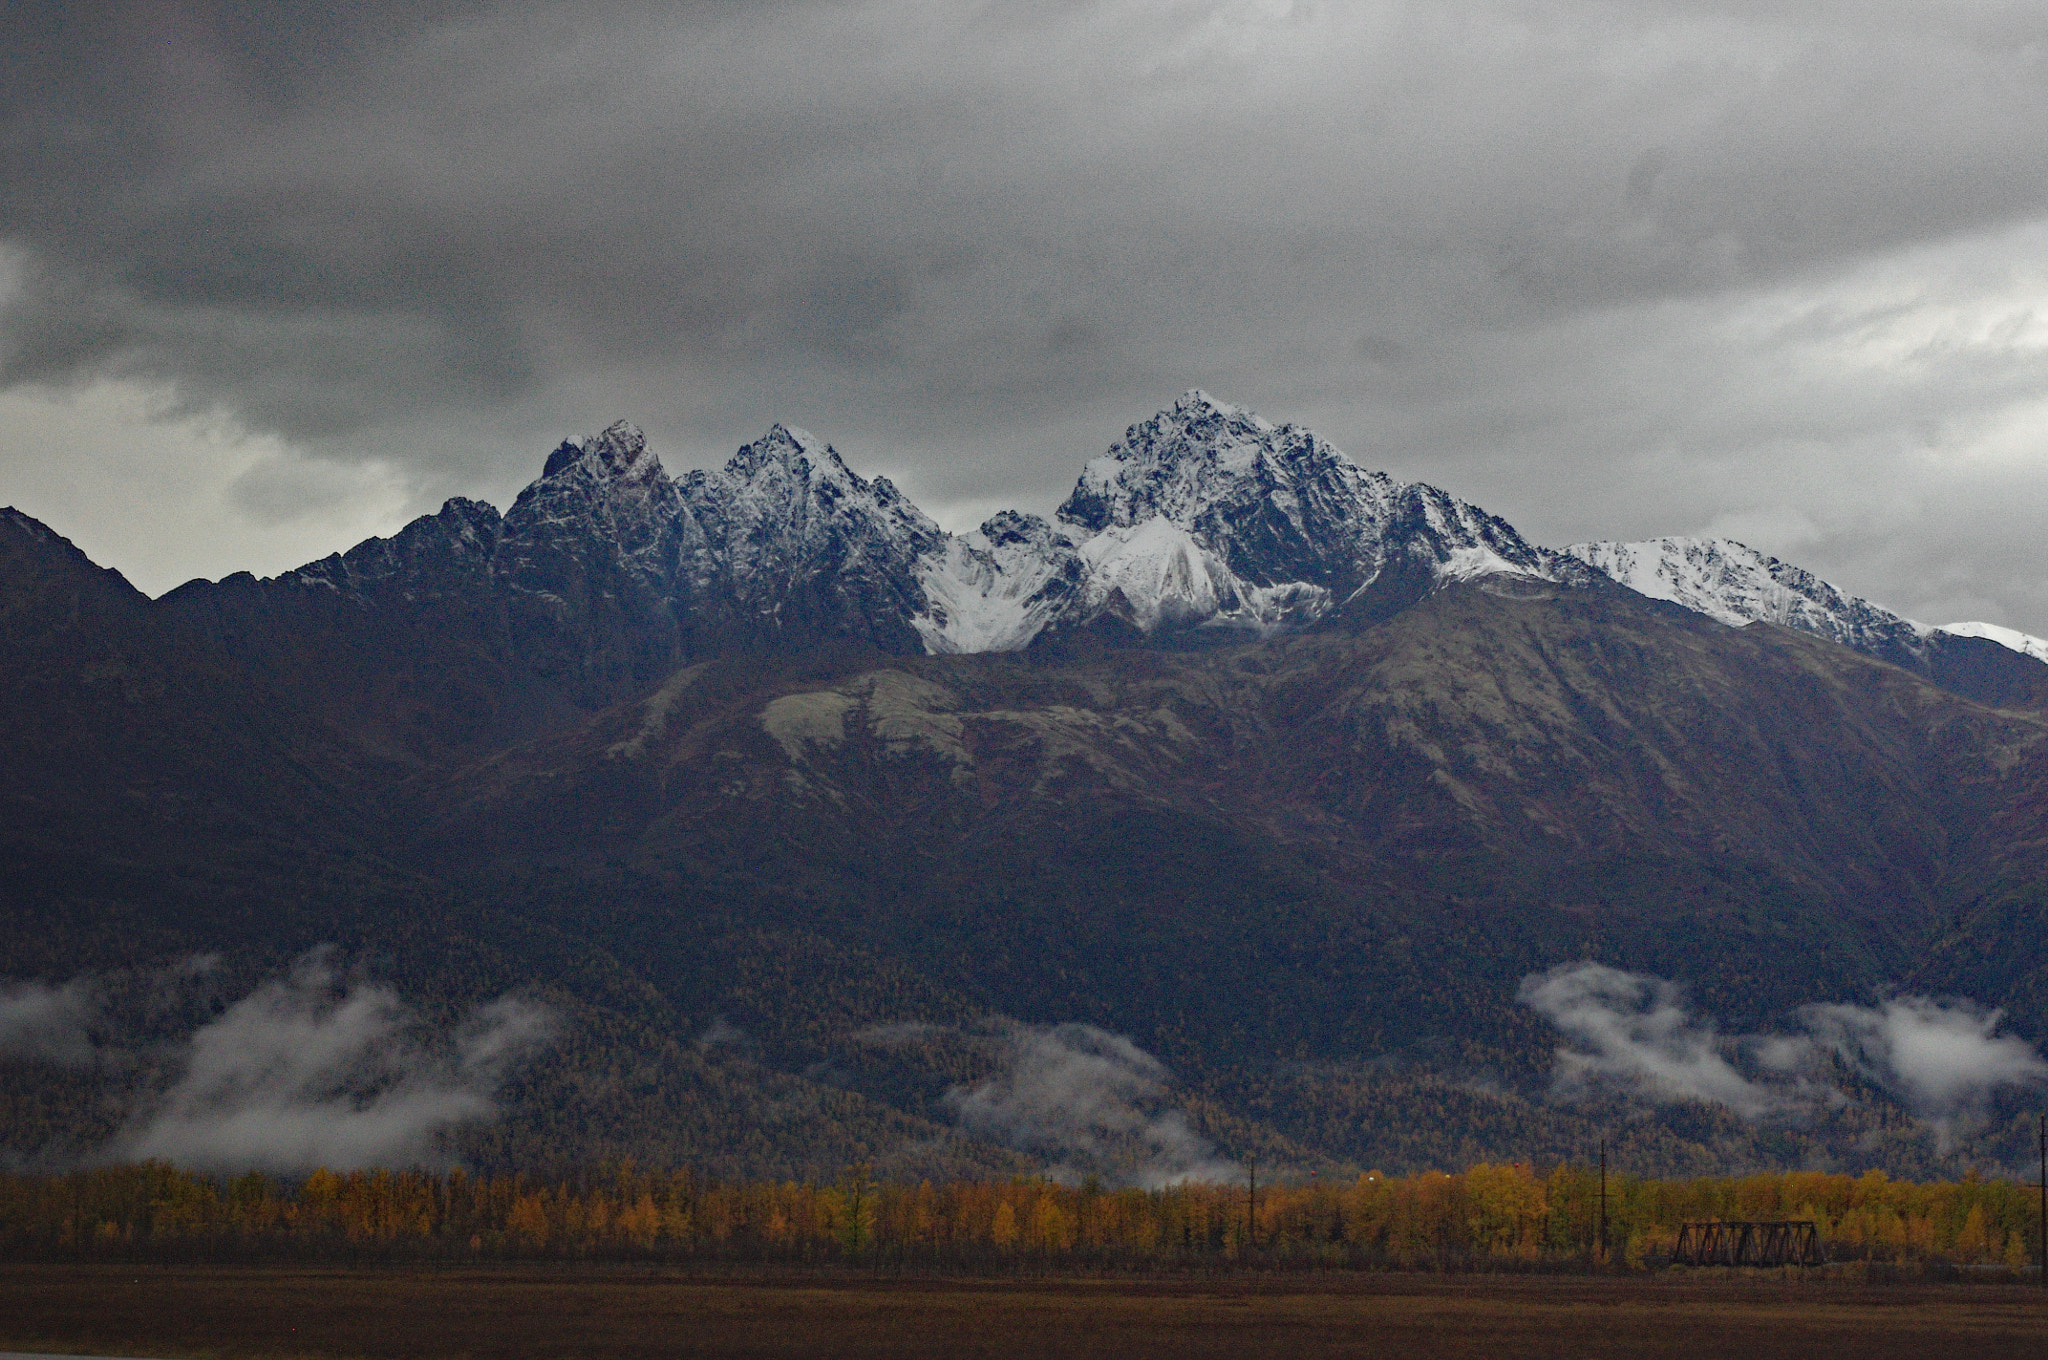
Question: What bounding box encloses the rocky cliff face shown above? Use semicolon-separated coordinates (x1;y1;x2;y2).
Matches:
678;423;946;655
493;420;691;705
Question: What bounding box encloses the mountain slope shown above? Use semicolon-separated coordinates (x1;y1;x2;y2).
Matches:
1566;535;2048;709
409;574;2048;1054
9;395;2048;1179
0;509;373;874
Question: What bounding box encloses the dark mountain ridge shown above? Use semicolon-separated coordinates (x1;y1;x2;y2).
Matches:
6;394;2048;1180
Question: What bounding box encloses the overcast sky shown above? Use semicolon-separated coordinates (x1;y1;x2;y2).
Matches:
3;1;2046;629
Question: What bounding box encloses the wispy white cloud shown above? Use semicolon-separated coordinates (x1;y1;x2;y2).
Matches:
1519;961;2048;1133
0;978;99;1067
1803;995;2048;1122
0;949;553;1173
939;1021;1237;1187
1516;963;1783;1117
113;950;552;1173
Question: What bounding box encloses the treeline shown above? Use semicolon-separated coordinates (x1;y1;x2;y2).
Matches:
2;1162;2041;1271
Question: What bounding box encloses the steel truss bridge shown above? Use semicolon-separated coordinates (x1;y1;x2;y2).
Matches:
1672;1220;1826;1267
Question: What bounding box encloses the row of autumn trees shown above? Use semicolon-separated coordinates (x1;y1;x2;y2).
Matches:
0;1161;2041;1270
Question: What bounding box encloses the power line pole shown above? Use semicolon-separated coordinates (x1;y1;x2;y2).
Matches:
1246;1153;1257;1256
2038;1113;2045;1290
1599;1138;1609;1268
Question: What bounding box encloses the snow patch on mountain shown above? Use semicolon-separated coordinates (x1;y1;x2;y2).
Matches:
1077;516;1236;632
1563;537;1925;658
1439;543;1538;583
914;512;1084;654
1936;621;2048;665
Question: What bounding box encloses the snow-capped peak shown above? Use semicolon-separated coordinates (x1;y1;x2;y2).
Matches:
699;425;936;542
681;424;944;638
1057;389;1349;536
722;422;861;490
279;396;1589;671
914;393;1566;650
1173;387;1274;430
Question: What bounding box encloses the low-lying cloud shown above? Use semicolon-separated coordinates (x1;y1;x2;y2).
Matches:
939;1021;1236;1188
118;952;552;1173
0;978;99;1067
1515;963;1783;1118
3;948;553;1172
1518;962;2048;1134
1803;996;2048;1122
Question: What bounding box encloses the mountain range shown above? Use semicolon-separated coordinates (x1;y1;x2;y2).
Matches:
6;391;2048;1181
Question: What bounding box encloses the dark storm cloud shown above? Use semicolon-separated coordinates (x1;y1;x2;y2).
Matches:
3;1;2047;624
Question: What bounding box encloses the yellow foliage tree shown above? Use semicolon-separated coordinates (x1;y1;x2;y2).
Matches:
990;1199;1019;1250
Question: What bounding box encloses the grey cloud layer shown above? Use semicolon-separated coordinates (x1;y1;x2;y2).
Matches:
3;2;2046;621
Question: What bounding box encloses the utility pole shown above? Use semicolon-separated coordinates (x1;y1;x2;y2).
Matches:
2038;1113;2045;1290
1246;1153;1257;1256
1599;1138;1609;1267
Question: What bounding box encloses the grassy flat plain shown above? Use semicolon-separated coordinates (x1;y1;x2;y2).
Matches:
3;1265;2046;1359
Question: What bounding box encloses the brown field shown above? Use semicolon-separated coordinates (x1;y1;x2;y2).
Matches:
3;1264;2046;1359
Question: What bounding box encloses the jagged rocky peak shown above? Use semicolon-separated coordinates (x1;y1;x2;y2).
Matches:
435;496;506;543
285;495;506;600
1057;389;1391;538
694;423;944;563
720;422;855;485
159;399;1592;676
540;419;665;485
1061;390;1274;528
1045;388;1563;602
913;392;1575;653
979;509;1067;551
499;419;685;605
